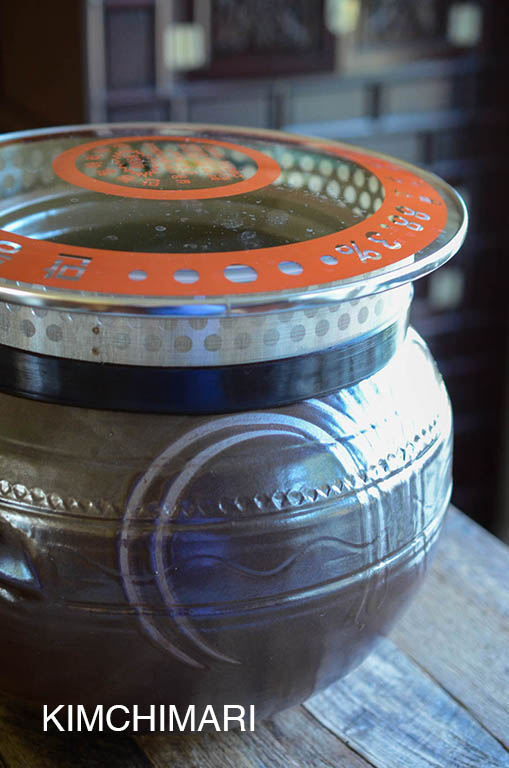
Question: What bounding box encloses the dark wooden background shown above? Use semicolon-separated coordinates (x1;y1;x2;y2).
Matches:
0;0;507;535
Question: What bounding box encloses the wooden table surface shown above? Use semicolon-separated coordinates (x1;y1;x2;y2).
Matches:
0;507;508;768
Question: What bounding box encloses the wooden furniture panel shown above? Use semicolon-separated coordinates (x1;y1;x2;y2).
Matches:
0;0;86;130
188;94;270;127
105;5;156;90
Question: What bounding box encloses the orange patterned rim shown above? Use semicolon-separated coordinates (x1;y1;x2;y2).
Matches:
52;135;282;200
0;138;447;297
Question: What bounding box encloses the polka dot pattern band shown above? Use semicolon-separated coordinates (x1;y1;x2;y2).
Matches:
0;285;410;366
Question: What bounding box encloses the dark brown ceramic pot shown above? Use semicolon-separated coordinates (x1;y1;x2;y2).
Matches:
0;124;465;722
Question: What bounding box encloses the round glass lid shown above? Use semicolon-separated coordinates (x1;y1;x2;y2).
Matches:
0;123;467;312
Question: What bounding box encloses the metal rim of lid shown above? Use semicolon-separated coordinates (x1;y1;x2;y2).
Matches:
0;284;412;367
0;122;467;316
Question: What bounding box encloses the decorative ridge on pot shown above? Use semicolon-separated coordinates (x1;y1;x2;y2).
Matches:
0;405;440;521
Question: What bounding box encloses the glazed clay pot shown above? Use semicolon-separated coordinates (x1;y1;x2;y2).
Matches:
0;329;451;717
0;124;465;719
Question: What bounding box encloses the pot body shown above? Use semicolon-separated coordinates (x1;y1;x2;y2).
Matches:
0;328;451;720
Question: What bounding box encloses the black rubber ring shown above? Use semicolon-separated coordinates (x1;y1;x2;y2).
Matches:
0;319;406;414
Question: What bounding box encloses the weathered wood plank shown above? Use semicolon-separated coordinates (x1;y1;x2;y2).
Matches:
138;705;372;768
304;638;509;768
390;507;509;748
0;702;153;768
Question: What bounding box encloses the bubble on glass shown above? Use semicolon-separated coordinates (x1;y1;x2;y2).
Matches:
266;210;289;226
240;230;258;245
222;213;244;230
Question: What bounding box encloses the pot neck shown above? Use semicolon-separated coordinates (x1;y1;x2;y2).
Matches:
0;286;412;413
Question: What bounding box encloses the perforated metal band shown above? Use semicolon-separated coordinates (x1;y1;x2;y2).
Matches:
0;285;411;366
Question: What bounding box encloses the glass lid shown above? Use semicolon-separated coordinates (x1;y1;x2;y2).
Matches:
0;123;467;314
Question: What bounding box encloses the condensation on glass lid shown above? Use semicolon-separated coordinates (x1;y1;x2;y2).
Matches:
0;124;467;310
0;135;381;251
